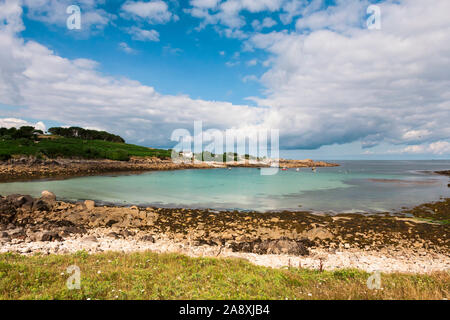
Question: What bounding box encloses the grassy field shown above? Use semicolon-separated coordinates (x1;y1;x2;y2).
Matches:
0;138;171;161
0;251;448;300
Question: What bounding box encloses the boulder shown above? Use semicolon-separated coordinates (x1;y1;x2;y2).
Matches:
33;190;56;211
40;231;62;242
6;194;34;209
84;200;95;211
41;190;56;202
140;235;155;243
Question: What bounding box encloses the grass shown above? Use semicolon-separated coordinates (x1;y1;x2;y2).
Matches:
0;251;448;300
0;138;171;161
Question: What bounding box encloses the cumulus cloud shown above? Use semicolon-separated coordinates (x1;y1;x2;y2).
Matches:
246;0;450;149
0;0;265;147
187;0;284;32
22;0;113;31
126;26;160;41
251;17;277;31
395;141;450;155
118;42;137;54
0;118;46;132
121;0;178;24
1;0;449;153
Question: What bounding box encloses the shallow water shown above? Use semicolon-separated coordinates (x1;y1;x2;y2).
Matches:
0;160;449;213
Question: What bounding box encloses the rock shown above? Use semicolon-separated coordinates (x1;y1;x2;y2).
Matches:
40;231;62;242
0;231;10;240
84;200;95;211
263;239;310;256
10;229;26;240
140;235;155;243
302;227;334;241
82;235;98;243
6;194;34;209
32;199;51;212
130;206;139;210
41;191;56;202
0;199;17;224
60;225;86;237
106;232;121;239
230;238;311;256
105;219;119;227
120;230;135;237
74;202;87;211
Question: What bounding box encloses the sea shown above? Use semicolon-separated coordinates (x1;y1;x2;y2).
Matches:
0;160;449;213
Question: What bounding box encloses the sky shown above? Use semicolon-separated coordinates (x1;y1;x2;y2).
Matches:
0;0;449;160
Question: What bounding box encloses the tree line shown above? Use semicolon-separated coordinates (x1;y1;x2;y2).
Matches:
0;126;43;140
47;127;125;143
0;126;125;143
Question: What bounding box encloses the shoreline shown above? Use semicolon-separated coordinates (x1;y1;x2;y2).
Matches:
0;157;339;182
1;192;448;274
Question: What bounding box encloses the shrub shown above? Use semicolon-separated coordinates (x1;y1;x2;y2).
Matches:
0;153;11;161
106;150;129;161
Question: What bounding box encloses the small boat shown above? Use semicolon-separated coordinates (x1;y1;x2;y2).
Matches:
281;167;288;171
312;167;317;172
296;168;300;172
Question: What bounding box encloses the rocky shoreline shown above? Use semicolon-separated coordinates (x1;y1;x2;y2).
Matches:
0;157;338;182
0;192;448;273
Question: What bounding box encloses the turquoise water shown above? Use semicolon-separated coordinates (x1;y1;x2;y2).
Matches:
0;160;449;213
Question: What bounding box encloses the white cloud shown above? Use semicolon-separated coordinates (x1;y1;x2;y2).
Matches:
245;0;450;149
187;0;284;34
1;0;450;152
398;141;450;155
118;42;137;54
0;118;46;132
126;26;160;41
0;0;265;147
121;0;177;24
295;0;367;32
22;0;113;31
252;17;277;31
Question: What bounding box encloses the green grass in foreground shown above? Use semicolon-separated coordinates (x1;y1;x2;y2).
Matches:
0;252;448;300
0;138;171;161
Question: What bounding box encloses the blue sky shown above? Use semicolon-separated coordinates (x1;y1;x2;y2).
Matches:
0;0;449;160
